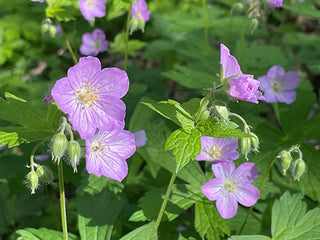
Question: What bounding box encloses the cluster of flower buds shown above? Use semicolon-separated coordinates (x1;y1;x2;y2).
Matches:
240;132;259;160
51;119;81;173
278;145;306;181
41;18;61;38
26;164;53;194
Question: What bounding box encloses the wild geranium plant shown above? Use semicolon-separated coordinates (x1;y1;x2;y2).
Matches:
0;1;319;240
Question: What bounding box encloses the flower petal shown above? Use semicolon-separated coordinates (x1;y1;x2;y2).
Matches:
212;161;235;179
267;65;285;81
90;67;129;98
216;193;238;219
104;130;136;159
232;162;258;184
276;90;296;104
51;77;77;113
201;178;224;201
67;56;101;89
235;184;260;207
220;44;241;79
282;72;300;90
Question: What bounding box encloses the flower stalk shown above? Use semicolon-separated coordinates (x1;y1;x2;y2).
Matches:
149;170;177;240
58;160;68;240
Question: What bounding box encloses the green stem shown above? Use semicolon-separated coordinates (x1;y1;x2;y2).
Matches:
202;0;209;44
149;170;177;240
65;39;78;65
272;102;281;123
238;156;278;234
124;6;131;71
30;138;50;171
58;160;68;240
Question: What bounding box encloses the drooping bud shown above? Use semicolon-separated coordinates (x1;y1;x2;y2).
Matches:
199;110;210;120
241;137;251;161
68;140;81;173
52;133;68;163
292;159;306;181
250;133;259;152
130;18;146;34
279;150;291;175
49;25;57;37
215;105;229;121
36;165;53;184
250;18;259;34
26;171;39;194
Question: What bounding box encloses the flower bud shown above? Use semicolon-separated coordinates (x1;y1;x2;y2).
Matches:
52;133;68;163
41;23;50;33
250;18;259;34
199;110;210;120
36;165;53;184
130;18;146;34
49;25;57;37
231;3;244;14
250;133;259;152
241;137;251;160
27;171;39;194
292;159;306;181
68;140;81;173
215;105;229;121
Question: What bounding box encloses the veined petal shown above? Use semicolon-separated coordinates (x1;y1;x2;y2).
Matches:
67;56;101;89
276;90;296;104
235;184;259;207
220;44;241;79
267;65;285;80
212;161;235;179
51;77;77;113
201;178;224;201
282;72;300;90
90;68;129;98
216;193;238;219
232;162;258;184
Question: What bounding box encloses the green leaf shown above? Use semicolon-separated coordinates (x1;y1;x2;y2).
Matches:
196;118;250;138
194;201;230;240
110;32;146;57
0;93;57;147
143;99;194;131
283;1;320;18
130;184;201;222
163;65;215;89
119;222;157;240
77;192;125;240
16;228;78;240
271;192;320;239
229;236;271;240
165;128;201;171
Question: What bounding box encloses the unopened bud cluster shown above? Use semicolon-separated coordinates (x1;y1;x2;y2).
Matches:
240;131;260;160
51;120;81;173
26;165;53;194
278;146;306;181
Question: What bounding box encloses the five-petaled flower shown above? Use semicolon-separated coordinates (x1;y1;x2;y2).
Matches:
78;0;107;20
196;136;239;162
267;0;283;8
80;28;108;56
258;65;300;104
220;44;264;104
85;129;136;182
51;56;129;139
202;161;260;219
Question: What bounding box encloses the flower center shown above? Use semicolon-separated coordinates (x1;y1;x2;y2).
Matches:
94;40;101;49
91;140;103;152
206;143;222;159
86;0;95;6
223;178;238;194
272;81;282;92
76;84;99;108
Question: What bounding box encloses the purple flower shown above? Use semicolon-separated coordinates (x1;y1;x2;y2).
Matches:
196;137;239;162
43;95;53;103
85;129;136;181
34;154;50;161
0;144;7;151
51;56;129;139
131;0;151;22
134;130;147;147
267;0;283;8
220;44;264;104
53;24;62;37
258;66;300;104
202;161;259;219
80;29;108;56
78;0;107;20
31;0;44;2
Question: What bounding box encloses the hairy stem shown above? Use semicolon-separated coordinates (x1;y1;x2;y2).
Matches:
149;170;177;240
238;156;278;234
58;160;68;240
65;39;78;65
